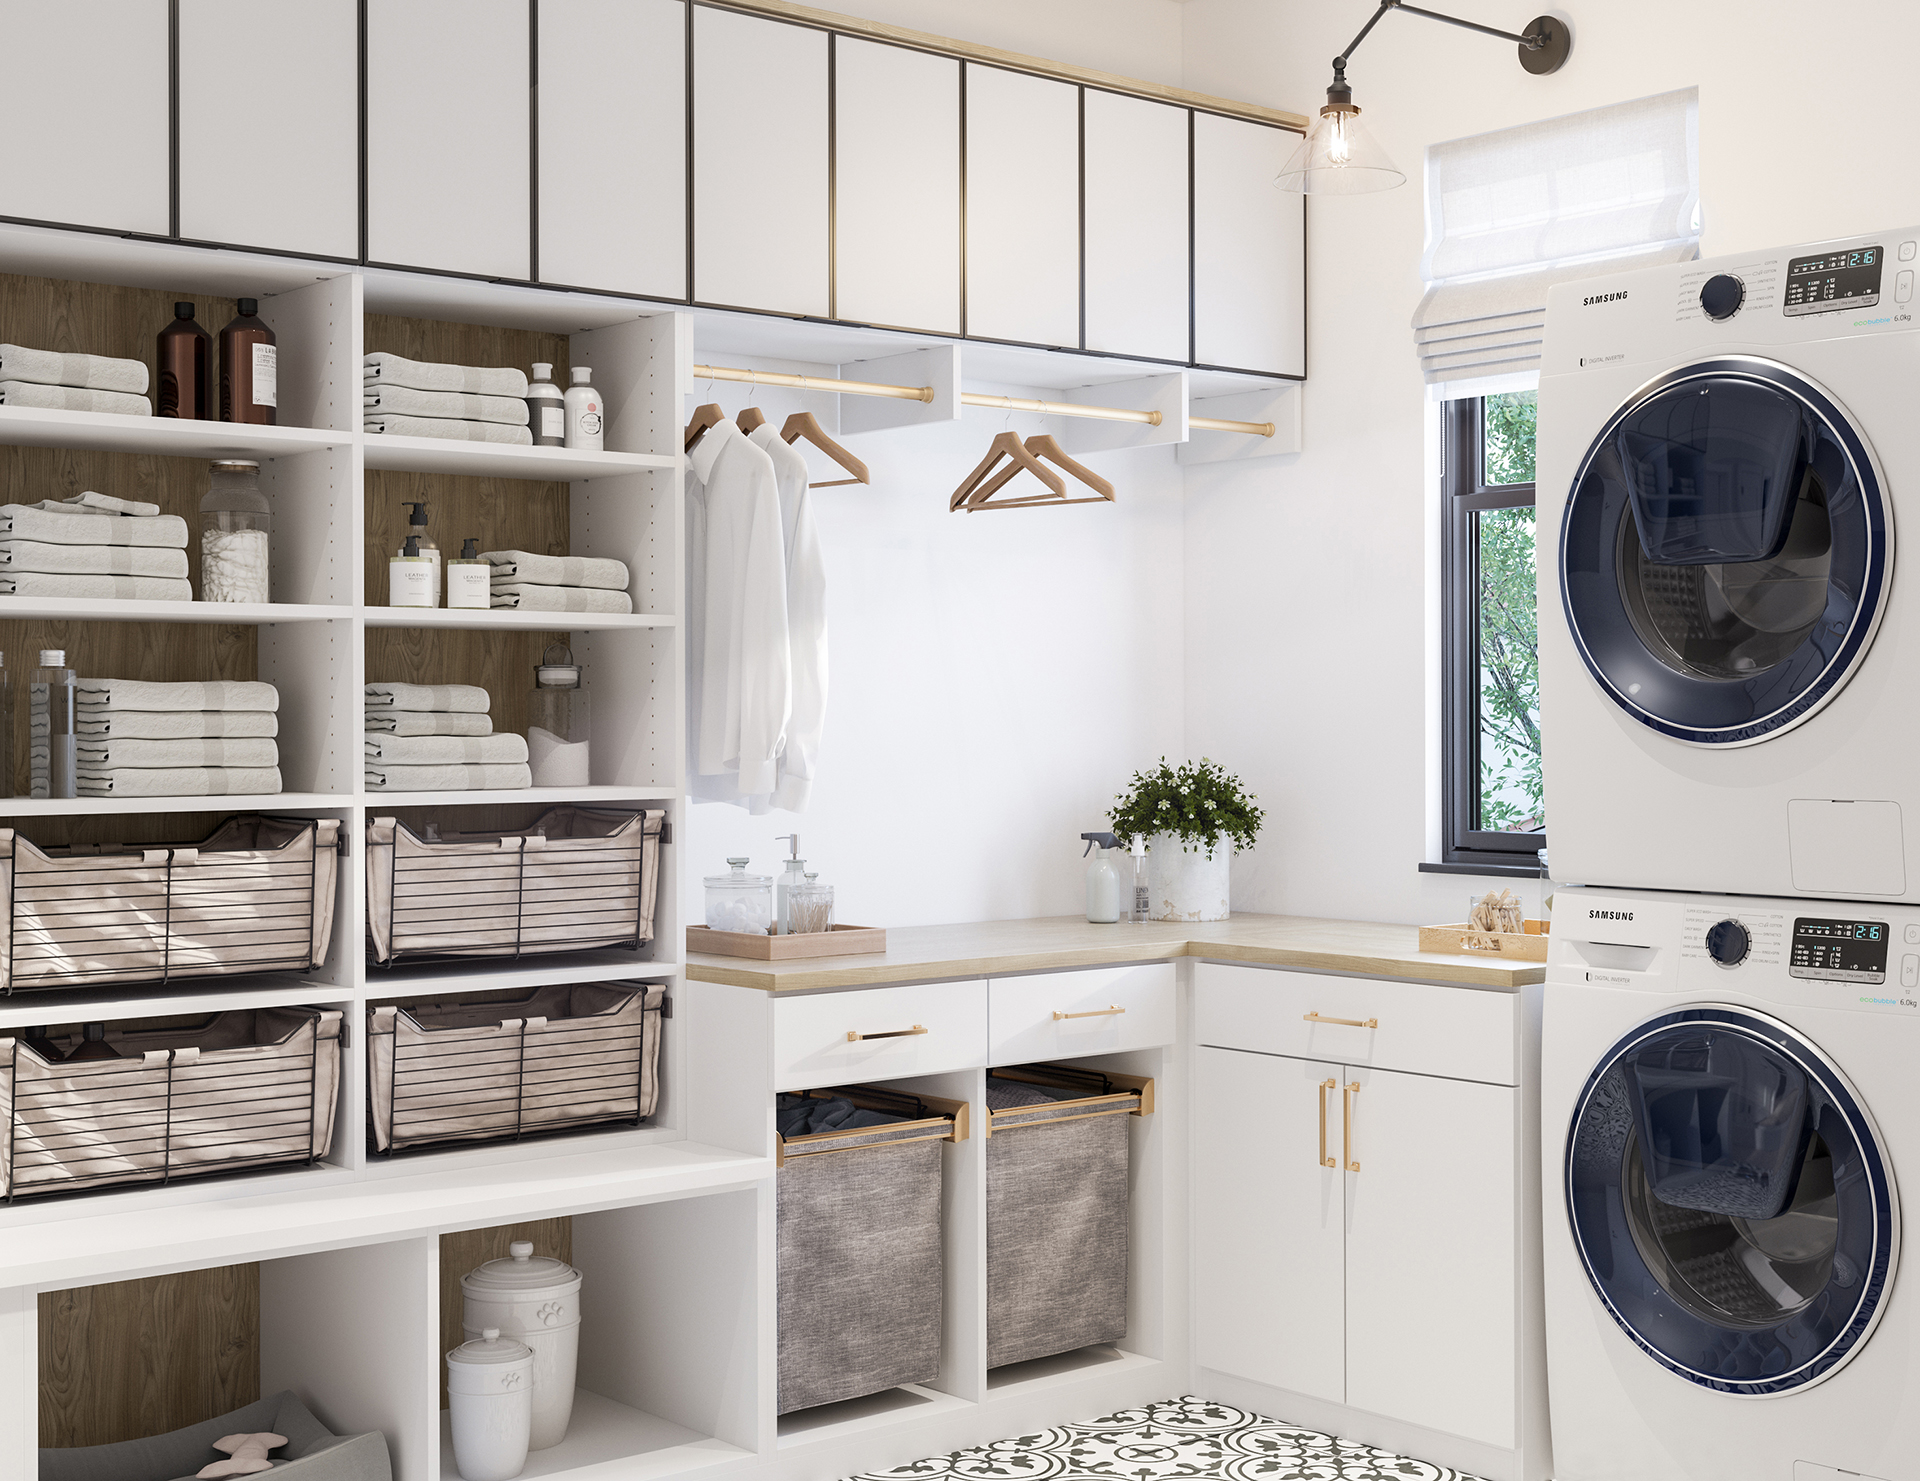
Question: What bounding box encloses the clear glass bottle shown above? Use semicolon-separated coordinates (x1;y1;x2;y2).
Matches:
704;857;773;934
1128;834;1152;923
200;459;271;603
218;297;276;425
528;643;590;786
564;367;603;450
526;363;565;447
31;648;75;799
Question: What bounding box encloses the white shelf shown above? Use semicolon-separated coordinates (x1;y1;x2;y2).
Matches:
443;1390;750;1481
361;435;675;480
364;607;675;631
0;974;343;1030
362;784;676;808
0;791;350;817
0;597;348;625
0;405;347;458
367;953;680;996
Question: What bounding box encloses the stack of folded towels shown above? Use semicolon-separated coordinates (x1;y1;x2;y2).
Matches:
362;354;531;445
0;344;151;417
34;679;281;798
483;551;632;614
0;492;191;600
364;682;531;792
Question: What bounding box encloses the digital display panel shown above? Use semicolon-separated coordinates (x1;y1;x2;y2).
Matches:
1784;246;1884;316
1790;916;1890;982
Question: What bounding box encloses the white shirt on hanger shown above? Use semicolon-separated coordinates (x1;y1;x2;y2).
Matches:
749;422;828;813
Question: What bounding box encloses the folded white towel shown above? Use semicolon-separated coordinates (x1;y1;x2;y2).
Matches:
362;384;530;426
362;732;528;765
362;353;527;398
0;505;188;548
38;492;161;517
364;681;490;714
0;344;148;394
0;542;188;578
76;678;279;713
75;737;278;769
490;582;633;614
43;709;279;740
69;766;282;798
482;550;629;590
364;762;532;792
362;710;492;737
0;382;151;416
363;413;533;446
0;572;190;600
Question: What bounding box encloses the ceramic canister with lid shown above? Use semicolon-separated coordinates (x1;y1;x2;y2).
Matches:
446;1327;534;1481
462;1241;582;1450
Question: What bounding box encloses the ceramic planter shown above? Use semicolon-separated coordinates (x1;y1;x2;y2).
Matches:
446;1328;534;1481
1147;834;1231;921
462;1242;583;1450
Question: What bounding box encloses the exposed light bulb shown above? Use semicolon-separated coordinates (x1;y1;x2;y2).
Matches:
1326;111;1353;167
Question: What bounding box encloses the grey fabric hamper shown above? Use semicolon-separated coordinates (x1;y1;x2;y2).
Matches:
39;1389;390;1481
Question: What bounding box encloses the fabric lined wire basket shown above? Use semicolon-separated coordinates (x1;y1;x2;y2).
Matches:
0;815;341;995
366;807;665;966
0;1007;343;1202
366;982;666;1154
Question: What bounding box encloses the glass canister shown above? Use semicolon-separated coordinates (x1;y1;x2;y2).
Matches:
788;874;835;934
200;459;271;603
528;642;589;786
705;857;773;933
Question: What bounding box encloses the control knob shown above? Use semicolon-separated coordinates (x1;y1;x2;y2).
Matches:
1705;918;1751;967
1701;274;1746;322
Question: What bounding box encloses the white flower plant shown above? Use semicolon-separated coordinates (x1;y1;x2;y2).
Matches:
1108;757;1264;856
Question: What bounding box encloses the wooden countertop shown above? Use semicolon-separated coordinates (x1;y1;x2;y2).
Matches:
684;913;1546;993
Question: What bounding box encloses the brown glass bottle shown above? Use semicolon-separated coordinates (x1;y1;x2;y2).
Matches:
157;302;213;419
218;297;278;425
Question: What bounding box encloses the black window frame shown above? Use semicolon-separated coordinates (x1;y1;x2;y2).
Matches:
1439;394;1547;872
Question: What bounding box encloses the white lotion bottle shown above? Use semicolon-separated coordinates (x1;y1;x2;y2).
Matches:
526;363;565;447
564;366;603;450
1082;832;1121;924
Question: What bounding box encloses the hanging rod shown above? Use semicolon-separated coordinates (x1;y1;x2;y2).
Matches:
690;363;1275;437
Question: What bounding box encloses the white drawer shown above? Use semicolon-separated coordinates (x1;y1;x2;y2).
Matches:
988;963;1175;1064
773;980;988;1091
1194;963;1516;1086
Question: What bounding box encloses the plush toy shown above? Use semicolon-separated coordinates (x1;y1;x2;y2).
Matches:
196;1432;286;1478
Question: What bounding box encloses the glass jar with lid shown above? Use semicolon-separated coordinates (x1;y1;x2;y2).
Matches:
788;874;835;934
705;857;773;934
528;642;590;786
200;459;271;603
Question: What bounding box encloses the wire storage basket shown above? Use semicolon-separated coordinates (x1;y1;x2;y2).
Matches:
366;807;665;967
0;1006;343;1202
366;982;667;1155
0;816;342;995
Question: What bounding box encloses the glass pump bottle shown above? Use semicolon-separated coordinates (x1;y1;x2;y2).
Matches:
528;643;590;786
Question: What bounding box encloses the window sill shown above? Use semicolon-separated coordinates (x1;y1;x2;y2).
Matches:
1419;859;1548;880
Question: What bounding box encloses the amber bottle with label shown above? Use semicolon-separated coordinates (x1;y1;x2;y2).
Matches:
156;302;212;419
218;298;278;425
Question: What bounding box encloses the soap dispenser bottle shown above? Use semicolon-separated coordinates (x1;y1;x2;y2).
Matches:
773;833;807;934
398;501;441;606
447;538;491;609
389;535;434;607
1082;833;1122;924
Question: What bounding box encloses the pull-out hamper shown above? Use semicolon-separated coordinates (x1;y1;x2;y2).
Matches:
367;807;664;966
0;1006;343;1201
366;982;666;1153
777;1085;967;1414
986;1063;1153;1370
0;815;340;994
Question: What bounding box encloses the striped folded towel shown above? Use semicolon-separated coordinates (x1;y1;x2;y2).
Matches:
364;413;533;445
0;382;151;416
0;344;149;394
364;762;532;792
483;550;629;590
362;352;527;398
363;383;529;426
364;681;491;714
76;679;280;713
363;710;492;737
362;732;527;765
63;766;282;798
0;574;191;600
490;583;633;614
0;506;188;548
0;541;188;578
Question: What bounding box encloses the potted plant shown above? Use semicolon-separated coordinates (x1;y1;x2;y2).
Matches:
1109;757;1264;921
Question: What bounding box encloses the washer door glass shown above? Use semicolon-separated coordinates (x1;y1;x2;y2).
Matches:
1566;1007;1896;1394
1560;358;1889;745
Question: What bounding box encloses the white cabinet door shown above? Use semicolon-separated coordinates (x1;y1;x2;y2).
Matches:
693;8;828;316
1084;91;1189;363
1344;1065;1517;1448
367;0;530;280
1193;112;1305;375
0;1;168;235
834;38;959;333
1193;1047;1345;1402
965;65;1079;348
179;0;358;258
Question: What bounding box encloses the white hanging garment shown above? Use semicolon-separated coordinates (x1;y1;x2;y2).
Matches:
748;422;828;814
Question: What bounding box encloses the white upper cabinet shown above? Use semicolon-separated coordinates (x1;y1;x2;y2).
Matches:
366;0;531;280
538;0;686;298
693;9;829;316
179;0;358;259
1193;112;1306;376
0;1;169;236
834;39;960;334
1084;91;1190;364
965;65;1079;349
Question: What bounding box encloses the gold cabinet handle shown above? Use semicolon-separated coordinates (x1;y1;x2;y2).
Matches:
1317;1078;1337;1169
846;1025;928;1042
1344;1081;1362;1172
1303;1011;1379;1029
1053;1005;1125;1021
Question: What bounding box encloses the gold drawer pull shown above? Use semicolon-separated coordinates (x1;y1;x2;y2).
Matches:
1053;1005;1125;1021
846;1024;928;1042
1344;1081;1362;1172
1317;1078;1337;1169
1303;1011;1378;1029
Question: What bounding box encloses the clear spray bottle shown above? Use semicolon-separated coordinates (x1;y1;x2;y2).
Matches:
1128;834;1152;923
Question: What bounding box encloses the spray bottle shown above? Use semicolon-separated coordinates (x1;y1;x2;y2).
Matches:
1128;834;1152;923
1081;832;1122;924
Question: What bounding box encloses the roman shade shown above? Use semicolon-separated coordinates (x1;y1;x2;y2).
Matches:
1414;88;1700;389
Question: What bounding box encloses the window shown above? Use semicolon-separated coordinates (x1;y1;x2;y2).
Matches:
1441;391;1544;869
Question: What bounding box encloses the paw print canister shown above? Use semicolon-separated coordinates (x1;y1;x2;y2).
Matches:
446;1328;534;1481
462;1241;583;1449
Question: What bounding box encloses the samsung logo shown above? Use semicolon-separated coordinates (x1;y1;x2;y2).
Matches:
1592;909;1635;921
1584;290;1629;306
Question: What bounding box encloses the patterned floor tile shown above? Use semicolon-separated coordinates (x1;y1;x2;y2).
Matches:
845;1395;1488;1481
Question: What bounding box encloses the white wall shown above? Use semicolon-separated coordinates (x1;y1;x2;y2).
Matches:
831;0;1185;87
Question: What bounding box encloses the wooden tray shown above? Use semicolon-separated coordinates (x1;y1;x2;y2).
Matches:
1417;919;1550;962
687;923;888;959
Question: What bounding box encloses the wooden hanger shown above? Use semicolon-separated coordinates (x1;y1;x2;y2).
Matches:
949;432;1065;512
967;434;1115;511
736;405;767;435
683;401;725;452
781;411;871;488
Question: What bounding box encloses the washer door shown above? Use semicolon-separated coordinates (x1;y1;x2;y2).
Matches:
1566;1006;1897;1394
1560;357;1890;745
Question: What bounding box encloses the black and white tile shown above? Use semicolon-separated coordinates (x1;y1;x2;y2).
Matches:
845;1395;1487;1481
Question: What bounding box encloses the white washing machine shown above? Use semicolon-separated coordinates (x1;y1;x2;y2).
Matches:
1542;887;1913;1481
1537;228;1920;902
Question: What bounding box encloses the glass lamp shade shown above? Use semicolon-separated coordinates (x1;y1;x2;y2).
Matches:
1276;107;1406;194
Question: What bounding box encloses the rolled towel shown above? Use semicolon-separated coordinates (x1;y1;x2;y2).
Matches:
49;709;279;740
0;505;188;548
0;344;149;394
362;353;527;398
38;492;161;517
364;762;532;792
362;384;530;426
482;550;629;590
0;573;191;600
70;766;281;798
75;736;278;769
0;542;188;578
363;710;492;737
0;382;151;416
363;414;533;446
363;732;528;765
364;681;489;714
490;582;633;614
76;678;279;713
